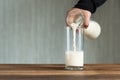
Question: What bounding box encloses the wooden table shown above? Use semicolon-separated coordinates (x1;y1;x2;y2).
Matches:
0;64;120;80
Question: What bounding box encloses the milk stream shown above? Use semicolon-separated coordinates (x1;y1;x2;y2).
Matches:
72;24;77;52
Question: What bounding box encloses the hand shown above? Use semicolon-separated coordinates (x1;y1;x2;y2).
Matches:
66;8;91;28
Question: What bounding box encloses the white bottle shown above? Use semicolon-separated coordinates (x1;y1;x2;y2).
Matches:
84;20;101;39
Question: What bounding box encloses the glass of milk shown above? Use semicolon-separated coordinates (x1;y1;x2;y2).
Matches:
65;14;84;70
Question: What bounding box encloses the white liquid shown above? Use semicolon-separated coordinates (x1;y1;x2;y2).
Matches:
71;23;78;52
65;51;83;66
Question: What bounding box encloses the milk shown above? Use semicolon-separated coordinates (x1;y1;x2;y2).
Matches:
65;51;83;66
71;23;78;52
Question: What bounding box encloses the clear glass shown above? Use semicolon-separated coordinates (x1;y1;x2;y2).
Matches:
65;14;84;70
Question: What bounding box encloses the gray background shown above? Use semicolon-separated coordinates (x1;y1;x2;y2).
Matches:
0;0;120;64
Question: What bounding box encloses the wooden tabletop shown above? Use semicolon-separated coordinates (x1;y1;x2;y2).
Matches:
0;64;120;80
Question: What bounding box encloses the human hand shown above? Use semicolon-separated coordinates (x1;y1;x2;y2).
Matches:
66;8;91;28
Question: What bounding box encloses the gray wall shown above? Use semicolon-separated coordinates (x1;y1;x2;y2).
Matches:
85;0;120;64
0;0;120;64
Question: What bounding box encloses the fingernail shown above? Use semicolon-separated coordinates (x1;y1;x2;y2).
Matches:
84;24;88;28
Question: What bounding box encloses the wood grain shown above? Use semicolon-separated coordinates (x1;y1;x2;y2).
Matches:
0;64;120;80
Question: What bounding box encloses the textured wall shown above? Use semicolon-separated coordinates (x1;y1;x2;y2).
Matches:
0;0;120;64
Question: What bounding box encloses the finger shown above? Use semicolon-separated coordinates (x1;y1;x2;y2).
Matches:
83;12;91;28
66;14;75;26
83;15;90;28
